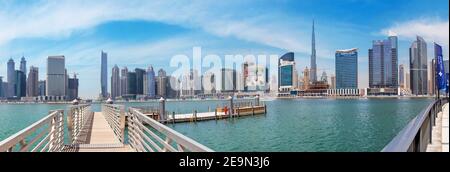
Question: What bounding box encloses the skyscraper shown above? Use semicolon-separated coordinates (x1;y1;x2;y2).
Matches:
330;75;336;89
409;36;428;95
147;66;156;98
135;68;145;95
7;58;15;97
20;56;27;74
46;56;66;97
302;67;310;90
26;66;39;97
278;52;295;93
101;51;108;99
399;64;405;89
15;70;26;98
121;67;128;96
157;69;167;97
310;20;317;83
369;36;398;88
335;48;358;89
429;59;436;95
111;65;120;99
38;80;46;96
0;77;3;98
127;72;137;96
68;75;79;101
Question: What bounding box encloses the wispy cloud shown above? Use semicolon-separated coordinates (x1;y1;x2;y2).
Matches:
0;0;326;57
380;17;449;56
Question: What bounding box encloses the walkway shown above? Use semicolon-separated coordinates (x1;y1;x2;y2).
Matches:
427;103;449;152
64;112;133;152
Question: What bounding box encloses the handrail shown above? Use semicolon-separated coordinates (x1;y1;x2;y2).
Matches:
127;108;214;152
382;98;449;152
0;110;65;152
102;104;126;143
67;104;92;144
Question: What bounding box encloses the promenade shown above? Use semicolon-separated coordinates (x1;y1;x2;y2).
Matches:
427;103;449;152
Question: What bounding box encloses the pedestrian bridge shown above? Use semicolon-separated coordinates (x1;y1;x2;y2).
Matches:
0;104;213;152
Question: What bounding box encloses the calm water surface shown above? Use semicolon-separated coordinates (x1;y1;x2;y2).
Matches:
0;98;432;152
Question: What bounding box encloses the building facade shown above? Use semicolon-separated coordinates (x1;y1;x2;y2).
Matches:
68;75;79;100
409;36;428;95
157;69;167;97
335;48;358;89
46;56;66;97
101;51;108;99
369;36;398;88
20;57;27;74
26;66;39;97
38;80;46;96
310;20;317;83
429;59;436;95
135;68;145;95
399;64;405;89
278;52;295;94
111;65;120;99
15;70;26;98
127;72;137;96
121;67;128;96
7;58;15;97
147;66;156;98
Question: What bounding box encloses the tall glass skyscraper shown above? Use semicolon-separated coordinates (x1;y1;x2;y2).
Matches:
111;65;120;99
409;36;428;95
310;20;317;83
335;48;358;89
147;66;156;98
15;70;26;98
26;66;39;97
368;36;398;88
7;58;15;97
121;67;128;96
127;72;137;95
20;57;27;74
101;51;108;98
46;56;66;97
135;68;145;95
278;52;295;93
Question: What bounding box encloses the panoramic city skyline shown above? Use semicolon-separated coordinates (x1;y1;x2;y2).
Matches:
0;0;448;98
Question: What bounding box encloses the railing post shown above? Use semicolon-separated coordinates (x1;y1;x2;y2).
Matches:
159;97;166;122
48;111;58;152
229;96;234;118
67;107;74;144
119;105;126;143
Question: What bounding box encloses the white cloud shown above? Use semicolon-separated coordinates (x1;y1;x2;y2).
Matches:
381;18;449;57
0;0;322;57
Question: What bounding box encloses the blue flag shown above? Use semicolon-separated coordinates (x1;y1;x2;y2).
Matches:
435;43;446;91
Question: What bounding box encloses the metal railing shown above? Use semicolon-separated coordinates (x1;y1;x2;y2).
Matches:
382;98;449;152
127;108;214;152
67;104;92;144
0;110;65;152
102;104;126;143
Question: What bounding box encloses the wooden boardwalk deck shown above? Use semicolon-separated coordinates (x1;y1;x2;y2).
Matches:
64;112;133;152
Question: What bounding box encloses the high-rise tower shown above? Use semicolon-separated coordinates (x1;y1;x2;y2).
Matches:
20;56;27;74
101;51;108;99
111;65;120;99
310;20;317;83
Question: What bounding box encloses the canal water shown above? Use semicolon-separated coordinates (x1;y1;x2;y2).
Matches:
0;98;432;152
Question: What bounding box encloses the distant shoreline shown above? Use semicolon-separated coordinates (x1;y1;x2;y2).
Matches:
0;95;441;105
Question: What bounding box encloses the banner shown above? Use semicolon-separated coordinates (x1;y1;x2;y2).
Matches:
435;43;447;91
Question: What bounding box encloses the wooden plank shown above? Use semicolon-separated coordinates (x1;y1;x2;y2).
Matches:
87;112;121;144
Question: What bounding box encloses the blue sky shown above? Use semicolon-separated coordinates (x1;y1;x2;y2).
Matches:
0;0;448;98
